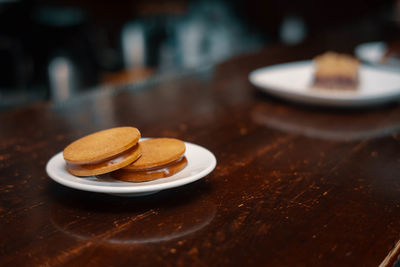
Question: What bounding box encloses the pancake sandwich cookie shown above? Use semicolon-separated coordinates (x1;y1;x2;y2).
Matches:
312;52;359;90
112;138;187;182
63;127;141;176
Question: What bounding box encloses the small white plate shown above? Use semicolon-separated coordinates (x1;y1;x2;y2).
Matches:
354;42;400;72
46;141;216;197
355;42;386;65
355;42;400;69
249;60;400;107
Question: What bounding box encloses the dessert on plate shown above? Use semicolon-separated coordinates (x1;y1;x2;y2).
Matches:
312;52;360;90
62;127;188;182
63;127;142;176
111;138;187;182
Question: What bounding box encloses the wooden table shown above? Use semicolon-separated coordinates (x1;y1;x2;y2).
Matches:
1;42;400;266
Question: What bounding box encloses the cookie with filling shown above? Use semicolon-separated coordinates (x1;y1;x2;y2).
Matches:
63;127;141;176
112;138;187;182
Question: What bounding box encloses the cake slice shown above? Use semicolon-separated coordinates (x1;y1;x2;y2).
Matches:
312;52;360;90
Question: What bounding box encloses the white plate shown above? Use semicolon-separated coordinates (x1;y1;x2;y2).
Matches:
46;141;217;197
249;60;400;107
355;42;386;64
355;42;400;69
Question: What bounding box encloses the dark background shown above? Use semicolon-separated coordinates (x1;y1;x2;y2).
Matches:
0;0;397;110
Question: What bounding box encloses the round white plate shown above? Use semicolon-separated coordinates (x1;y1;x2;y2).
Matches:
355;42;386;64
46;141;216;197
249;60;400;107
355;42;400;69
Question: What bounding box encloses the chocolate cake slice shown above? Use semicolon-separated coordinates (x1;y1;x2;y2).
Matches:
312;52;360;90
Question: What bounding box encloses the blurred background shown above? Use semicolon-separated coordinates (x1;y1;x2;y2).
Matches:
0;0;398;110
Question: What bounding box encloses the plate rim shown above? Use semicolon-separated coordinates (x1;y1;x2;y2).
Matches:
249;60;400;107
46;141;217;194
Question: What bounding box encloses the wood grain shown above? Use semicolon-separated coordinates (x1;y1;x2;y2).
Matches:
1;41;400;266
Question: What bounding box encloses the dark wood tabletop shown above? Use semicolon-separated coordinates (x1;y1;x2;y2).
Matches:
1;41;400;267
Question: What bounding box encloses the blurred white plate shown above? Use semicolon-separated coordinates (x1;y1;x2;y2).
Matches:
355;42;386;64
249;60;400;107
355;41;400;69
46;140;216;197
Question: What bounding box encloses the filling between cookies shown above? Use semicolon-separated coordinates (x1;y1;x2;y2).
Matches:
133;157;187;173
66;144;140;171
112;156;188;181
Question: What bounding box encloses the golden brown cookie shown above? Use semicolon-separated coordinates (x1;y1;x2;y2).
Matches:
112;156;188;182
312;52;359;90
63;127;141;176
124;138;186;170
111;138;187;182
